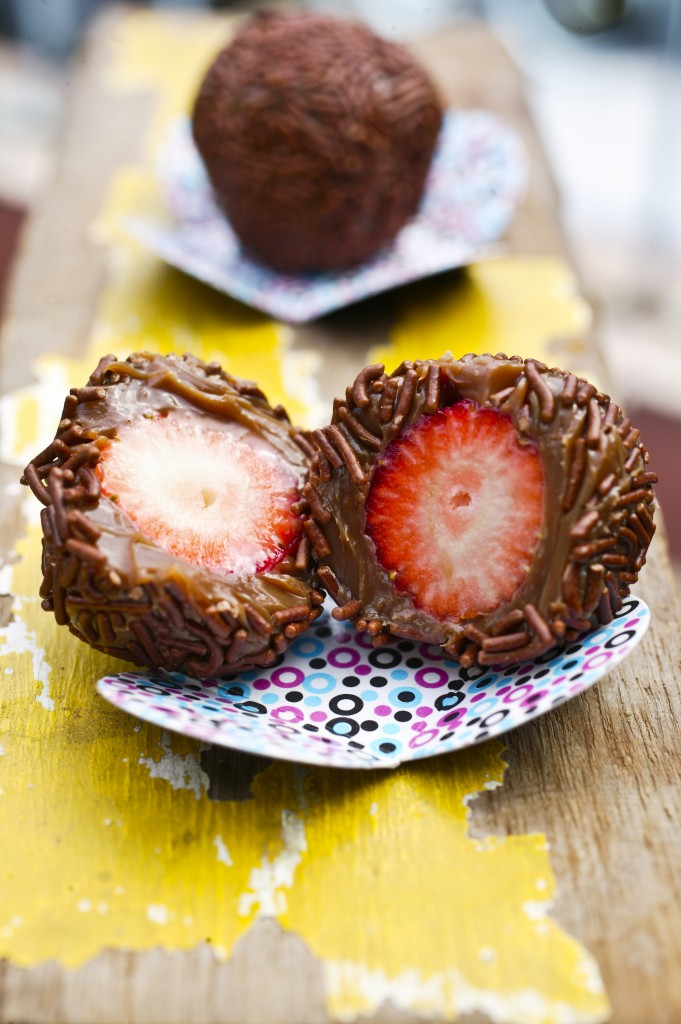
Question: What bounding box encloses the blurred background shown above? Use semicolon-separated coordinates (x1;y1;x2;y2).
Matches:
0;0;679;578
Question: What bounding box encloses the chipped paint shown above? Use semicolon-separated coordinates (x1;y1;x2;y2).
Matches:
138;731;209;800
0;569;54;712
322;962;606;1024
238;810;307;919
147;904;171;926
214;835;233;867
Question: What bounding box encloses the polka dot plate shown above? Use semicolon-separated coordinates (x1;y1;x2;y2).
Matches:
125;109;526;323
97;596;650;769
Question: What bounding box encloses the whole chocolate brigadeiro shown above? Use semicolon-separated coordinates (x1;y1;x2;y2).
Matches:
306;353;657;667
22;353;323;677
191;10;443;274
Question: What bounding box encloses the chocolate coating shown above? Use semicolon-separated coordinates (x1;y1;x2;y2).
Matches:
307;354;657;666
22;353;323;677
191;10;443;273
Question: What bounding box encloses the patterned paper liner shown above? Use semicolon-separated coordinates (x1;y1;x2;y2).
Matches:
97;596;649;770
125;109;527;322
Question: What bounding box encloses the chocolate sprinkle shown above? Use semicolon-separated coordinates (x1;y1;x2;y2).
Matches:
191;11;442;273
22;352;320;677
308;353;656;668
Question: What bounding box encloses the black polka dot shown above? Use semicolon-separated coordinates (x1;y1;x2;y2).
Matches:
379;742;396;753
316;626;332;638
303;724;318;732
606;629;635;649
405;658;423;669
435;691;464;711
234;700;267;715
397;690;414;703
370;675;387;687
348;741;365;749
342;675;360;687
361;721;379;731
480;709;509;727
309;658;326;669
394;710;412;722
369;649;402;669
285;691;303;702
329;694;364;716
397;642;413;652
439;731;454;742
533;669;550;679
326;717;360;737
562;659;578;670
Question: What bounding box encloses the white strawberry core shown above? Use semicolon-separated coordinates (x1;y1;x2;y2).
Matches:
366;402;544;621
98;413;301;575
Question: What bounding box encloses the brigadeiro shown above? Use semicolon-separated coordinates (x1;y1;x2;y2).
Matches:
305;353;657;667
191;10;443;274
21;352;324;677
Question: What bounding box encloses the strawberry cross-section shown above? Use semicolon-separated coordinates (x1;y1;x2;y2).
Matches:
306;353;656;668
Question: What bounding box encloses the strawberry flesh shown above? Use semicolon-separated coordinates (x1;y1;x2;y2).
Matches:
365;401;544;621
98;413;302;575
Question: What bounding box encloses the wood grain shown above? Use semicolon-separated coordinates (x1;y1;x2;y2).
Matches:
1;8;679;1024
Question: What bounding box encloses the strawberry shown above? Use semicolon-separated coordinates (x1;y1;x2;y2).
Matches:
365;400;544;622
97;412;302;575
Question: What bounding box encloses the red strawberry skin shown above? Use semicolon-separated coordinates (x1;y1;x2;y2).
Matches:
365;401;544;622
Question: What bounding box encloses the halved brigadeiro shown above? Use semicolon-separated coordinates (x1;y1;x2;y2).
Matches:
191;10;443;273
22;352;323;676
306;353;656;667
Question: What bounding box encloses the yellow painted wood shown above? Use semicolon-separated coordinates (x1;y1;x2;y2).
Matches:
0;11;612;1023
372;258;593;376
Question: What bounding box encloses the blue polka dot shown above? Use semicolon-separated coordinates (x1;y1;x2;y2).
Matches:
291;636;325;659
302;672;336;695
217;682;252;702
261;692;279;705
330;720;353;735
388;685;422;708
382;722;400;735
360;689;377;702
390;669;409;681
304;695;322;707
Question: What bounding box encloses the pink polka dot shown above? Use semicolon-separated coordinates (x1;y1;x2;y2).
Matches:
471;692;488;702
310;711;327;722
253;679;270;691
585;646;600;655
416;706;432;717
356;665;371;676
375;705;392;716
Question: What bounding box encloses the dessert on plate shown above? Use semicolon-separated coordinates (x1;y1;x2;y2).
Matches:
191;9;443;273
304;353;656;666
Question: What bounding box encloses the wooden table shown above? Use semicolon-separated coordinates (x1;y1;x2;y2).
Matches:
1;9;680;1024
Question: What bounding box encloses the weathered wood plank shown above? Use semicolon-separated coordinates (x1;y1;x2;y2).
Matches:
1;8;679;1024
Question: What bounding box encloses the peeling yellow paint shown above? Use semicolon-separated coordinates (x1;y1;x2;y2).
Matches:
0;10;610;1023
